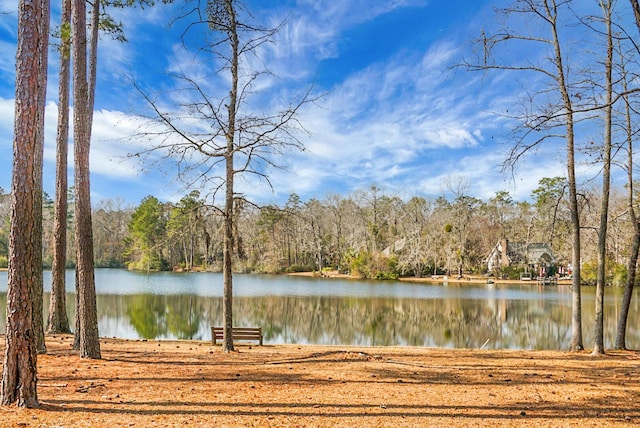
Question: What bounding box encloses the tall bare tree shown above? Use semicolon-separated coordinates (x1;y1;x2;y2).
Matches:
615;1;640;349
614;77;639;349
592;0;615;356
47;0;73;335
465;0;585;350
134;0;310;352
1;0;50;406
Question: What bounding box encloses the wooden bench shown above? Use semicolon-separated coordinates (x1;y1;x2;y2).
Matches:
211;326;263;346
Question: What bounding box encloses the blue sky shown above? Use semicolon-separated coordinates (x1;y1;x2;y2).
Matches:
0;0;609;207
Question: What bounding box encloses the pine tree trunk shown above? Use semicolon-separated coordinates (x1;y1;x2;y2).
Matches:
32;0;50;356
47;0;72;335
72;0;100;359
1;0;49;406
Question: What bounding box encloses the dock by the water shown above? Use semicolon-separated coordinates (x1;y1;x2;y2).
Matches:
536;276;558;285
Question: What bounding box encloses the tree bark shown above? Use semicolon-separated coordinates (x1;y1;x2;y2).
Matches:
1;0;49;406
87;0;98;124
630;0;640;32
614;62;639;350
47;0;72;335
222;155;235;352
72;0;101;359
31;0;50;356
222;0;238;353
616;220;640;349
593;0;614;356
543;0;583;351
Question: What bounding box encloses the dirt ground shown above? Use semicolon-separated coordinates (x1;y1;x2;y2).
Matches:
0;336;638;427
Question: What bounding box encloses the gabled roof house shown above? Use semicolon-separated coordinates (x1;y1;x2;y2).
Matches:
486;238;557;273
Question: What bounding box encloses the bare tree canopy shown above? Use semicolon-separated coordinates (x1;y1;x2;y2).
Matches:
131;0;314;351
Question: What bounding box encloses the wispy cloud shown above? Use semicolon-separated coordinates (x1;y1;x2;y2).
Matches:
0;0;17;19
0;41;15;92
1;0;615;208
263;0;430;80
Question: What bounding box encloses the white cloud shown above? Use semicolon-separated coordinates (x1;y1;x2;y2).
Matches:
277;39;489;175
262;0;431;82
2;0;620;208
294;0;428;29
88;109;151;179
0;97;13;130
0;2;17;29
0;39;15;83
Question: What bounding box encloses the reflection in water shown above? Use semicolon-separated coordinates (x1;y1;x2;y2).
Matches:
0;287;637;349
126;294;202;340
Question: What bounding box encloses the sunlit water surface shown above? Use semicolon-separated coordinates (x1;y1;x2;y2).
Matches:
0;269;637;349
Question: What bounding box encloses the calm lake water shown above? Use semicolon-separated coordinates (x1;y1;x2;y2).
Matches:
0;269;638;350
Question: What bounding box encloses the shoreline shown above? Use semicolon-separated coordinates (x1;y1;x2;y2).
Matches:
287;270;573;286
1;267;572;287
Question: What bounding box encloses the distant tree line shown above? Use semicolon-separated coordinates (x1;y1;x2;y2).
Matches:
4;1;640;407
0;181;635;284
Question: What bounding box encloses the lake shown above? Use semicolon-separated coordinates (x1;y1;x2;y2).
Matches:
0;269;638;350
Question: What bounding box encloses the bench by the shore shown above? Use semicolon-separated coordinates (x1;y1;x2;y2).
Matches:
211;326;263;346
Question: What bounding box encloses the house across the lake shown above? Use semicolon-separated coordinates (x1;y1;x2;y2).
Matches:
486;238;557;276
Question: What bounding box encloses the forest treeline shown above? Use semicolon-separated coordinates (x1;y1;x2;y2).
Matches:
0;179;634;284
6;0;640;409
